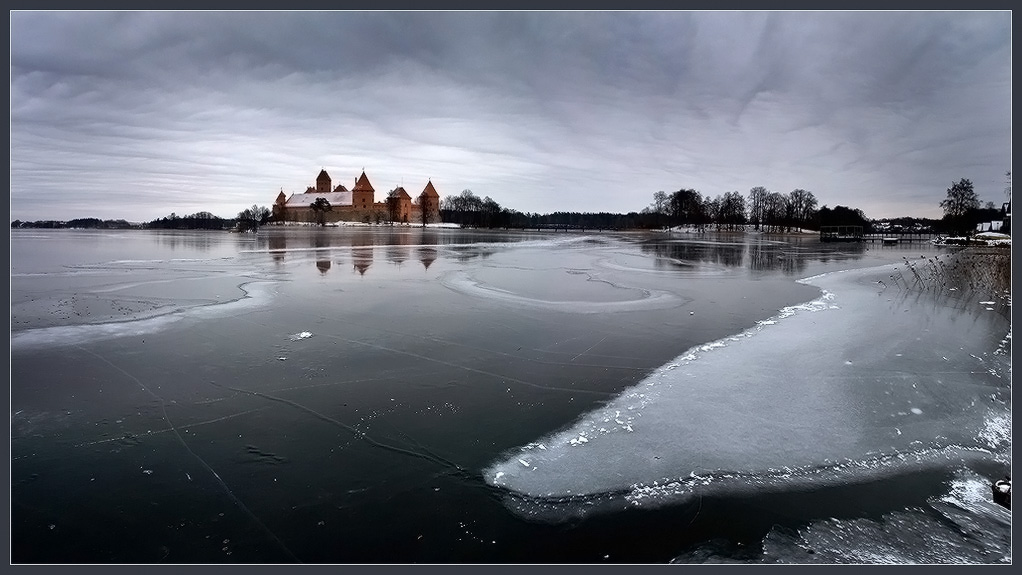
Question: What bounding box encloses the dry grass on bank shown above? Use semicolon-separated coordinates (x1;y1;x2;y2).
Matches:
888;246;1011;303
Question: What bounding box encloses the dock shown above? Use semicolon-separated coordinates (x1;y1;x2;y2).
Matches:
820;225;863;242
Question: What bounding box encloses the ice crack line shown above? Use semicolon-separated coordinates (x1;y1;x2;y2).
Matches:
72;408;268;448
74;345;300;563
207;381;467;474
318;331;617;397
364;323;648;368
231;313;620;397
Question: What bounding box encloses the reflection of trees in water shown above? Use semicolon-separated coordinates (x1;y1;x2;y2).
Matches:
745;242;773;271
643;241;745;269
446;245;496;263
269;234;286;262
711;243;745;268
780;252;809;275
155;231;215;251
746;242;807;274
642;236;867;275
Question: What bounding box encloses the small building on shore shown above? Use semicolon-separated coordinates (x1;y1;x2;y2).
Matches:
271;169;441;225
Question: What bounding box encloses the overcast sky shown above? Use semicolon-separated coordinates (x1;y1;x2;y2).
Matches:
10;11;1012;222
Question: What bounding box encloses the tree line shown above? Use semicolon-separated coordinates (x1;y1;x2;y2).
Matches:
11;218;136;229
439;176;1009;236
641;187;822;232
143;211;235;230
441;190;659;229
146;205;272;230
440;186;872;232
13;175;1008;234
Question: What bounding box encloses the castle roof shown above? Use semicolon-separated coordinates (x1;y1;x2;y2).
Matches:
286;191;352;207
317;169;331;182
391;186;411;199
276;190;287;202
421;180;439;197
353;171;375;193
333;184;348;193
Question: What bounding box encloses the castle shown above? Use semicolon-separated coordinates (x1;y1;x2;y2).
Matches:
271;169;441;225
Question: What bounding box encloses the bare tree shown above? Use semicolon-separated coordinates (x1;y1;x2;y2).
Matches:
703;195;721;230
650;191;668;227
762;192;789;232
386;190;401;223
237;205;270;231
747;186;768;230
787;189;818;230
441;189;484;226
418;195;433;227
667;189;704;227
721;191;746;231
940;178;979;235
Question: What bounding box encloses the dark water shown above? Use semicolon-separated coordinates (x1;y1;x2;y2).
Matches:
10;227;1011;563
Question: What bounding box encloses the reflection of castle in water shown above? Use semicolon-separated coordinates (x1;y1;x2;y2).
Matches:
417;246;437;270
641;236;865;275
259;230;492;276
352;247;372;276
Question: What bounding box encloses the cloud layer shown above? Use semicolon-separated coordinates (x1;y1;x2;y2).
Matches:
11;11;1011;222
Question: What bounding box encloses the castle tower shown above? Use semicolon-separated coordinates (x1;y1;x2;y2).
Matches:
352;170;375;211
316;169;331;194
418;180;440;224
272;189;288;220
390;186;412;223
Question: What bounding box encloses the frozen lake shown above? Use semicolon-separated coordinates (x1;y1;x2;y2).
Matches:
10;227;1011;563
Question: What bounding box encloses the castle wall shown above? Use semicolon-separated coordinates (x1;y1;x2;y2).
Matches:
273;170;440;225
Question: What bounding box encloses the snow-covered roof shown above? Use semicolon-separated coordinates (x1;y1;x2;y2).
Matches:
286;191;352;207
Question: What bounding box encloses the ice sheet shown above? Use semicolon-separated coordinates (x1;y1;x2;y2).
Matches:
10;281;276;350
484;263;1011;517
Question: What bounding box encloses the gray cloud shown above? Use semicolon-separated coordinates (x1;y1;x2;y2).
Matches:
11;11;1011;222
